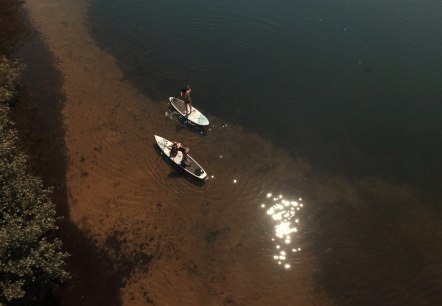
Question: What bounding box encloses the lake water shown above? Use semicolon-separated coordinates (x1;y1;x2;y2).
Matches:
89;0;442;187
85;0;442;304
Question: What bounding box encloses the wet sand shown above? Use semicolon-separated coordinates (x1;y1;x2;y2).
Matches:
15;0;442;305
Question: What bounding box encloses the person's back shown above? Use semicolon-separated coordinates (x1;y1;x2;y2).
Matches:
170;142;179;157
177;144;189;159
172;142;191;166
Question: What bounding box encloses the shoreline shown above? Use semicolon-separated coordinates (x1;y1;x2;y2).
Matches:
8;1;145;305
14;0;163;304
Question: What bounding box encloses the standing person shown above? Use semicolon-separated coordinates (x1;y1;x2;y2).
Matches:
180;85;192;115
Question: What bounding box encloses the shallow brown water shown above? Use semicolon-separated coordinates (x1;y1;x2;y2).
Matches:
10;0;442;305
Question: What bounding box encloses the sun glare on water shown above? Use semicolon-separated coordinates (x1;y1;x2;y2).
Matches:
262;193;304;269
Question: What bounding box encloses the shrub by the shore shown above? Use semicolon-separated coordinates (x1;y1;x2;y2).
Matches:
0;56;69;305
0;56;24;105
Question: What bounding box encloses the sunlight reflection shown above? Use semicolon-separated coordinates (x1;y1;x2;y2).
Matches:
262;193;304;269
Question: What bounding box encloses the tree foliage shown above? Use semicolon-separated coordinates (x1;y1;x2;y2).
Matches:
0;56;24;106
0;57;69;305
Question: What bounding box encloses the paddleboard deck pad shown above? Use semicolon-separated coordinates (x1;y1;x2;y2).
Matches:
169;97;209;126
155;135;207;180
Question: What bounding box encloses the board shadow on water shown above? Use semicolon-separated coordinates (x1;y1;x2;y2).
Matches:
165;108;208;137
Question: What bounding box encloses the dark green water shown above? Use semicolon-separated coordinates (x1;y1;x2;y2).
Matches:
87;0;442;304
89;0;442;188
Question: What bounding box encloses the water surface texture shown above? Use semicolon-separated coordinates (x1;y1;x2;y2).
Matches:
85;0;442;304
89;0;442;186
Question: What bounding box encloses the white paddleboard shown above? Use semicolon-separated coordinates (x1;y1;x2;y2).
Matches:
154;135;207;180
169;97;209;126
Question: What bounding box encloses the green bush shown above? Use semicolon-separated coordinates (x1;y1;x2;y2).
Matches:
0;56;24;106
0;57;69;305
